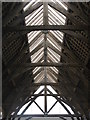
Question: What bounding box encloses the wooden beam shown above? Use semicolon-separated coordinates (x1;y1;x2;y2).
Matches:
32;83;60;86
15;62;83;68
3;25;88;32
47;101;58;113
34;101;45;114
43;2;48;25
11;114;82;118
7;62;83;80
62;30;88;43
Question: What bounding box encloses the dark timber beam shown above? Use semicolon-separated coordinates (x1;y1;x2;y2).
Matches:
3;25;88;32
15;62;83;68
9;62;83;79
32;83;60;86
11;114;82;118
34;101;45;114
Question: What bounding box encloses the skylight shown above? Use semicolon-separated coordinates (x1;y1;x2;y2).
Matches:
17;86;75;117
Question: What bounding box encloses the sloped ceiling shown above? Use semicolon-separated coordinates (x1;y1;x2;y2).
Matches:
2;1;90;119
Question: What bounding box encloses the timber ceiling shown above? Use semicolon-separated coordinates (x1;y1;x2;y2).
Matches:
2;1;90;120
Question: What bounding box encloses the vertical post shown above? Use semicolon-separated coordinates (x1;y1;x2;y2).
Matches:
0;2;2;119
43;1;48;115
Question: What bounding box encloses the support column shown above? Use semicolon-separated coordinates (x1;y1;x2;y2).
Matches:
43;2;48;115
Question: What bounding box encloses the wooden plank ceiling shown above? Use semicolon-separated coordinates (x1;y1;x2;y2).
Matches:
2;1;90;120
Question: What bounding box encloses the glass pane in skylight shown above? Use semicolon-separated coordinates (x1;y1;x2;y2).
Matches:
48;70;57;81
23;1;34;11
47;96;57;111
47;85;57;94
17;101;30;115
24;102;43;114
55;0;68;10
33;67;41;74
47;37;61;52
47;73;56;83
27;14;43;26
48;9;64;25
50;31;63;44
32;18;43;26
47;68;58;79
48;5;66;25
49;18;56;25
50;67;58;74
48;48;60;61
35;96;44;111
34;72;44;83
48;50;59;62
31;47;44;62
48;52;58;63
30;39;43;52
34;71;44;80
25;8;43;25
49;13;60;25
28;31;41;43
32;52;44;63
62;102;74;114
49;102;68;114
29;33;43;46
34;86;44;94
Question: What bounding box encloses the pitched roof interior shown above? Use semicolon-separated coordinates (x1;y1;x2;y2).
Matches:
2;1;90;120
